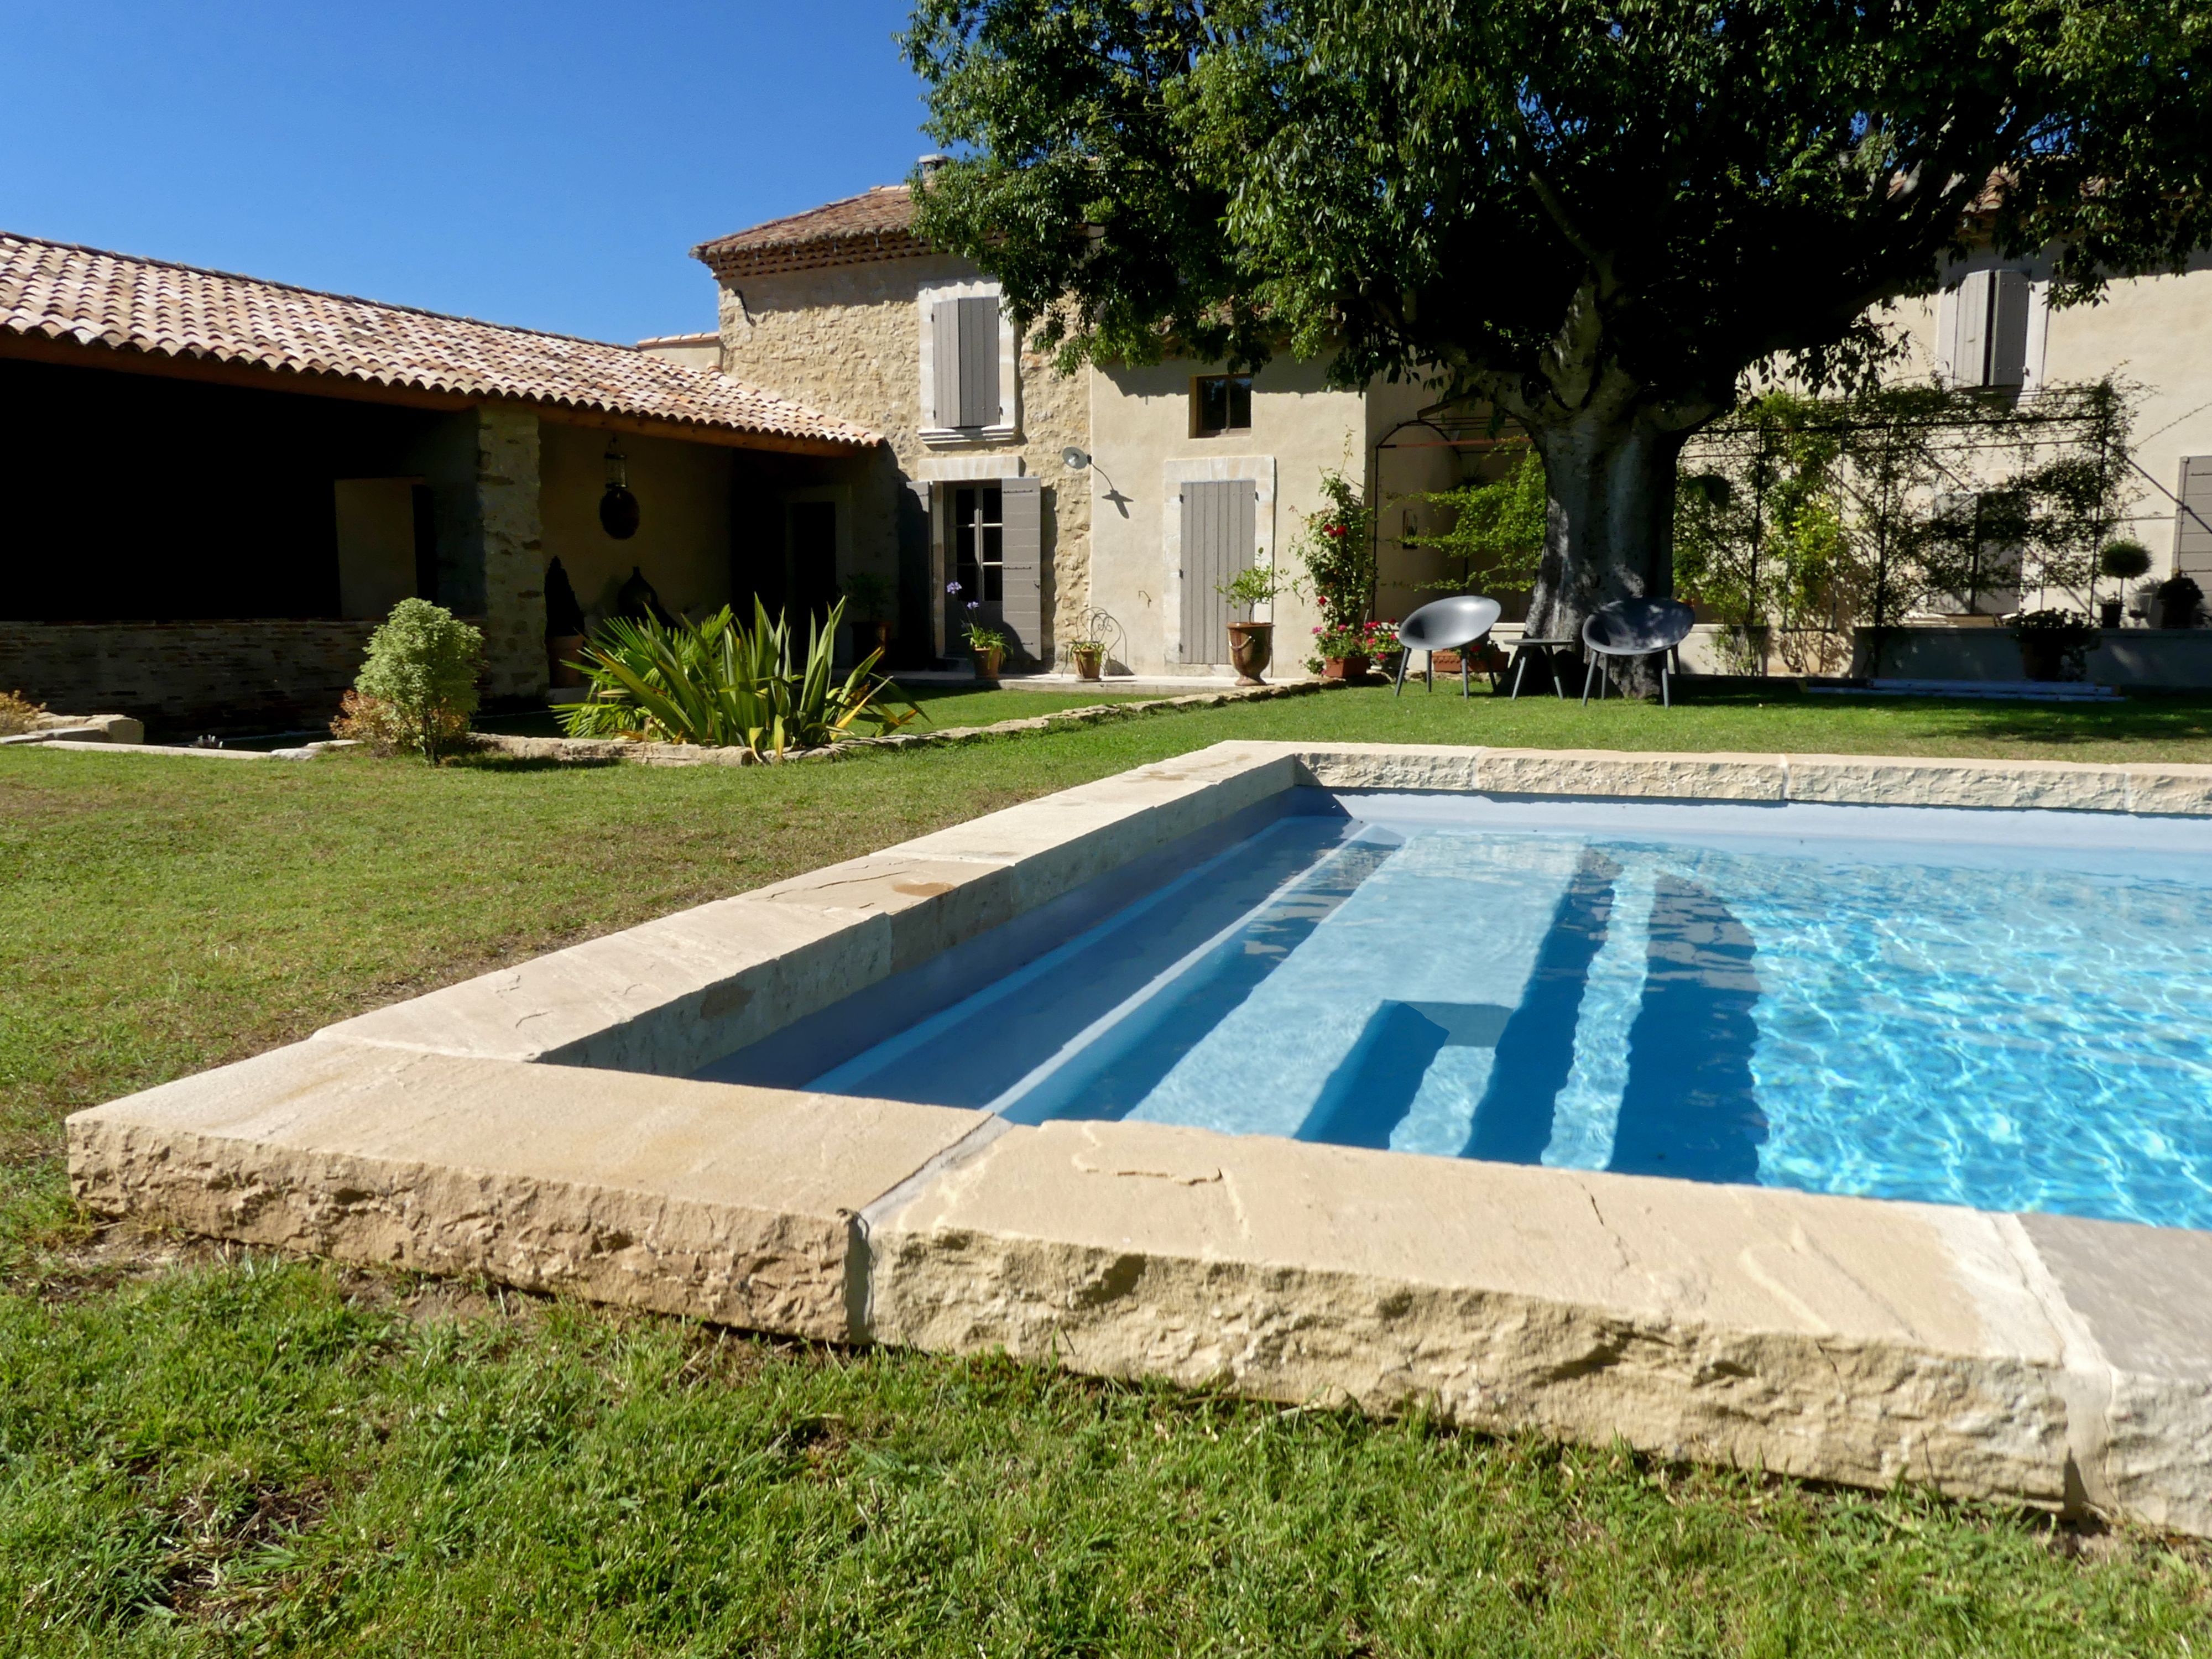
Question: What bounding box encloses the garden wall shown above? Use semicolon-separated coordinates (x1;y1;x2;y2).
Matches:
1850;626;2212;688
0;619;380;734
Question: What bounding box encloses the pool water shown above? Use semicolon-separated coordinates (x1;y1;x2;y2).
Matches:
703;793;2212;1230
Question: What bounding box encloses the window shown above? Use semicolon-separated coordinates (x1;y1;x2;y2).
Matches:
1193;374;1253;436
1939;270;2038;389
2177;457;2212;578
953;484;1004;602
928;295;1004;429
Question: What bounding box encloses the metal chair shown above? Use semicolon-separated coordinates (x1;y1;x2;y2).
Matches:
1394;595;1504;697
1580;598;1695;707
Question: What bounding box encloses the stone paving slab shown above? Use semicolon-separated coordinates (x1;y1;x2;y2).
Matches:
65;740;2212;1535
71;1037;988;1341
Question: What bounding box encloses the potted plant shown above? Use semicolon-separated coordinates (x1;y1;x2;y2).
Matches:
1358;618;1402;681
843;570;898;656
963;617;1009;682
1067;638;1107;681
1311;623;1370;681
2098;540;2152;628
1214;564;1287;684
2154;573;2205;631
2011;608;2099;681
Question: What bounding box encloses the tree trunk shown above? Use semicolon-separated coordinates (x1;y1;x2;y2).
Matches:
1524;411;1692;697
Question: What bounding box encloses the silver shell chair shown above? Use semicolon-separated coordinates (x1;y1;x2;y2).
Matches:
1394;595;1503;697
1580;598;1695;707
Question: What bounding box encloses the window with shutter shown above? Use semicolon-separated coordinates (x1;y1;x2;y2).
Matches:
1941;269;2035;389
2177;457;2212;577
929;300;962;428
957;296;1001;427
1952;270;1992;387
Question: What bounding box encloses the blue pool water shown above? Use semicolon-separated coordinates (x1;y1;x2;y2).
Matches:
703;793;2212;1230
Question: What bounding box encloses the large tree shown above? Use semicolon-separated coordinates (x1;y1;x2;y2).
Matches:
905;0;2210;677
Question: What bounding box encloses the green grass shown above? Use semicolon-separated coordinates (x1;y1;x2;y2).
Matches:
6;686;2212;1652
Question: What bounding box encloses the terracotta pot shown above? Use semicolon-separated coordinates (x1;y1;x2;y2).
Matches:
870;620;895;656
1227;621;1274;686
547;633;585;689
1429;649;1463;676
2019;635;2067;681
974;648;1004;682
1071;648;1104;682
1322;651;1370;682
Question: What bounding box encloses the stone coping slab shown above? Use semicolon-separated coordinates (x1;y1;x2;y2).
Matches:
66;740;2212;1536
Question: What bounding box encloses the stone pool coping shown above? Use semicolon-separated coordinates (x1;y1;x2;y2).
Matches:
67;742;2212;1536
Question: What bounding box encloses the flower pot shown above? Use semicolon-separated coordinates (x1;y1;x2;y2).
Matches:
973;648;1003;682
1430;649;1463;676
1322;651;1370;682
2020;636;2067;681
2099;600;2124;630
1071;648;1104;682
547;633;585;689
1227;621;1274;686
869;620;895;656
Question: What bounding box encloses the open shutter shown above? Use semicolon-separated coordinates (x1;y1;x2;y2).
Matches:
956;296;1001;427
999;476;1043;658
930;301;962;427
1989;271;2031;389
1953;270;1993;387
1934;284;1959;382
2178;457;2212;577
1178;479;1257;664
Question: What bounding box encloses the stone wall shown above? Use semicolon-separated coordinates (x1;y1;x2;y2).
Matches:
716;255;1093;664
475;403;546;700
0;620;383;733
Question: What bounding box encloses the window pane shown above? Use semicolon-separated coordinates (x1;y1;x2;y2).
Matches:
1228;376;1252;429
1198;377;1227;432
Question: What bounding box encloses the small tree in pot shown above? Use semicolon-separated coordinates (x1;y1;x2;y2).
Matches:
2011;608;2099;682
2154;573;2205;632
1215;562;1287;684
2098;541;2153;628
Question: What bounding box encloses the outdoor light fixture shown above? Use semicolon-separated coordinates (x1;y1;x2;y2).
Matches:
1062;446;1131;518
599;442;640;539
1061;446;1091;470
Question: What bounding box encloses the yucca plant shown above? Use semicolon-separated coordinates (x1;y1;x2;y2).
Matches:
560;599;919;757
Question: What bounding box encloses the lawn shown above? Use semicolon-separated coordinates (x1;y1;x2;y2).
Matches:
6;686;2211;1653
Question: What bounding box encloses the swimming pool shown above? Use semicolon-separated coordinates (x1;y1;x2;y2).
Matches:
702;790;2212;1232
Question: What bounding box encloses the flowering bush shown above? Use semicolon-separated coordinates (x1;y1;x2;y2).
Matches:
1295;467;1375;634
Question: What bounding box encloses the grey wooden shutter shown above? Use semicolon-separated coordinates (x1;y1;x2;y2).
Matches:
1178;479;1257;664
1954;269;1993;387
957;296;1001;427
930;301;961;427
1000;476;1043;658
2177;457;2212;577
1989;272;2031;388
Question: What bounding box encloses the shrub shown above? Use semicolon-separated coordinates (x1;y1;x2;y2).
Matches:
330;688;474;758
0;689;46;737
2099;539;2153;582
1293;467;1375;633
346;599;485;763
561;598;917;757
2155;573;2206;629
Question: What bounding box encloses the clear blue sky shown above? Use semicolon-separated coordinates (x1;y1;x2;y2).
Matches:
0;0;931;343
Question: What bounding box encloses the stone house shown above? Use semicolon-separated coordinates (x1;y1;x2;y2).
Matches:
0;232;879;732
690;178;2212;675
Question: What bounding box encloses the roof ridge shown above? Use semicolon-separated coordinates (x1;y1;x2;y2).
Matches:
0;228;647;356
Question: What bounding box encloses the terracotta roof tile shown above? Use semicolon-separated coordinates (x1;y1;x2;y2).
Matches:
693;185;922;276
0;231;879;448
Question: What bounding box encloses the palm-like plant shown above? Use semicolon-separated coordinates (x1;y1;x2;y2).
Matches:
560;599;919;757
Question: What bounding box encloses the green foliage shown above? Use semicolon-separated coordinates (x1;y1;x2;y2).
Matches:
561;600;916;757
1293;468;1375;633
2101;540;2155;582
0;688;45;738
1407;449;1549;596
905;0;2210;401
1674;380;2137;669
2155;574;2206;630
1215;562;1287;619
962;619;1010;656
351;599;484;764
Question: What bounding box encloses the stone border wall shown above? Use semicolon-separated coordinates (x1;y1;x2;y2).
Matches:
468;679;1332;767
0;619;382;733
66;742;2212;1537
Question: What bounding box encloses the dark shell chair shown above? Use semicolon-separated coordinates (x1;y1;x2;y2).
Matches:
1580;598;1696;707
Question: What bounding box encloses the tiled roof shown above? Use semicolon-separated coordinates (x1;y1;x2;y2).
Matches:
0;231;879;448
693;185;924;276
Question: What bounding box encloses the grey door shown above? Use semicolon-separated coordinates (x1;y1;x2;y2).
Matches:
1180;479;1256;664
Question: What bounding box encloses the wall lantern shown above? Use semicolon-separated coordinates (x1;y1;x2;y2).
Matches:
599;442;640;540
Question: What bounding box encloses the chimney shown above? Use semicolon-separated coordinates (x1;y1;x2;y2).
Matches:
917;153;952;176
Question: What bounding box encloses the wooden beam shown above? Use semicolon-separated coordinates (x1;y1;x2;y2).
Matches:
0;330;878;456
